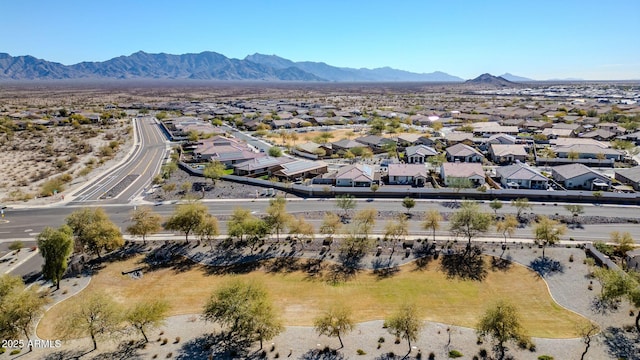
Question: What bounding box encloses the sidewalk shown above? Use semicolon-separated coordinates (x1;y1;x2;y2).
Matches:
0;247;39;274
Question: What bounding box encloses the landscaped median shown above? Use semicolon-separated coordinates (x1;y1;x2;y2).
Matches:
36;254;587;340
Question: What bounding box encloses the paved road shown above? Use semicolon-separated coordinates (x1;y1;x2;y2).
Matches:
69;117;168;204
1;199;639;242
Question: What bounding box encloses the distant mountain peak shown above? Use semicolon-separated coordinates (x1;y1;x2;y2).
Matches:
500;72;535;82
466;73;516;86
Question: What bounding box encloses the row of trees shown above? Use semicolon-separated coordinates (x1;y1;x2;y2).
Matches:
55;292;170;350
203;279;530;360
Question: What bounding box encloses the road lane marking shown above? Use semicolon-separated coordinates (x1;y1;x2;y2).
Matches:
3;248;39;274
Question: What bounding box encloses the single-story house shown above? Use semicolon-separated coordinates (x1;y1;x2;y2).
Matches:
405;145;438;164
489;144;528;164
551;163;611;190
386;163;428;187
555;144;624;161
292;142;333;159
232;156;293;176
440;162;485;187
445;143;484;163
334;164;377;187
272;160;328;181
487;133;517;145
332;139;367;152
355;135;396;152
193;136;262;165
396;133;423;148
495;162;548;190
614;166;640;191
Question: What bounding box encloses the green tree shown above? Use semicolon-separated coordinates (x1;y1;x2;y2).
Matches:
126;299;170;343
164;201;207;242
384;214;409;245
127;206;162;244
58;291;122;351
476;300;528;360
336;194;357;220
489;199;503;216
510;198;531;221
161;161;178;179
320;212;342;238
0;275;48;350
37;225;74;290
533;216;566;259
268;146;283;157
423;209;442;242
610;231;635;256
564;204;584;224
228;208;270;252
495;214;518;245
427;153;446;168
196;214;220;249
288;215;315;244
449;201;492;246
203;160;226;187
66;208;124;258
567;150;580;162
402;197;416;215
313;304;355;349
265;196;292;242
353;208;377;240
385;303;423;357
202;280;282;350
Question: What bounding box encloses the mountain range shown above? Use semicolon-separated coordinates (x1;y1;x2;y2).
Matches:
0;51;535;82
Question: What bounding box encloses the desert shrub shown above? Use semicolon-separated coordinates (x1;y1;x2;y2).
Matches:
569;254;574;262
78;166;93;177
9;241;23;251
537;356;554;360
174;336;180;343
161;338;168;345
99;145;114;157
10;349;20;355
448;350;463;358
40;177;66;196
0;347;5;354
356;349;366;355
593;241;615;256
428;352;435;360
378;336;385;343
478;349;488;358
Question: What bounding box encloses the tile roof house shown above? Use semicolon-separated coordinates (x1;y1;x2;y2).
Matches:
444;132;474;145
355;135;395;152
386;164;428;187
396;133;423;147
551;163;611;190
614;166;640;191
445;143;484;163
489;144;528;164
404;145;438;164
496;162;548;189
440;162;485;187
581;129;617;141
331;139;366;152
487;134;517;145
555;144;624;161
334;164;377;187
193;136;263;165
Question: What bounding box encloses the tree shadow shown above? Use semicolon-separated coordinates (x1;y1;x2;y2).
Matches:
590;296;621;315
175;333;215;360
91;339;146;360
440;245;487;281
41;349;87;360
371;257;400;279
491;254;513;272
325;263;360;285
176;332;254;360
302;258;325;280
265;256;301;273
528;257;564;277
412;241;436;270
298;348;346;360
602;326;640;360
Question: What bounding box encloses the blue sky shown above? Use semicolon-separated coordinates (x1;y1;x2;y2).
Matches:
2;0;639;80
